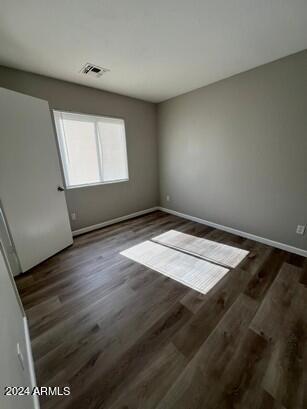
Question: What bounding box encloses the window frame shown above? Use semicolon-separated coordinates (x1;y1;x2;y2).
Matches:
53;110;129;189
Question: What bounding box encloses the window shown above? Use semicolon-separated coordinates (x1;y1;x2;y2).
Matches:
53;111;129;188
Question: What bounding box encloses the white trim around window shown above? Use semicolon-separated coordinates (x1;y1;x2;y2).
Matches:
53;110;129;189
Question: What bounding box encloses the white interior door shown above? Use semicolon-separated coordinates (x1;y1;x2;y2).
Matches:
0;87;73;272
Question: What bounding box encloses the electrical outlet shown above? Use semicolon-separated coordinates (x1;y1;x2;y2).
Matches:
71;212;77;221
296;225;306;235
166;195;171;202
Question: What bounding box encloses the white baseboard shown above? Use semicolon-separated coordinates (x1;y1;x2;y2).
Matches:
71;204;306;257
23;316;40;409
72;207;159;236
158;207;307;257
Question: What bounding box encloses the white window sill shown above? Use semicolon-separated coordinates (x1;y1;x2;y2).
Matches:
65;179;129;190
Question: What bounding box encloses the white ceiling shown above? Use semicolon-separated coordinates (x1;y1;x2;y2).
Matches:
1;0;307;102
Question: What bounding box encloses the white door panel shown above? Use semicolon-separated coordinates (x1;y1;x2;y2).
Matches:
0;87;73;272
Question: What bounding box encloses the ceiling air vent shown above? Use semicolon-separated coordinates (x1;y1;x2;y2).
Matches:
80;63;110;78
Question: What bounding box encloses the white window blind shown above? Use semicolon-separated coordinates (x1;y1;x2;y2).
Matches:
53;111;129;188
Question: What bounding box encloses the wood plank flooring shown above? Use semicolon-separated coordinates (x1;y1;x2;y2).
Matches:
15;211;307;409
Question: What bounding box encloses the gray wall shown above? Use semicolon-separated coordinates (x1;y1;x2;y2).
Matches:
0;246;36;409
158;50;307;250
0;67;159;230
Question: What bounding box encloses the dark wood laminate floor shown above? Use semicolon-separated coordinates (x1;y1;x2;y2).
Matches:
15;211;307;409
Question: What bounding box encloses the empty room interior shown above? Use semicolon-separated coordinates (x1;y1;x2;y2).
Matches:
1;1;307;409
